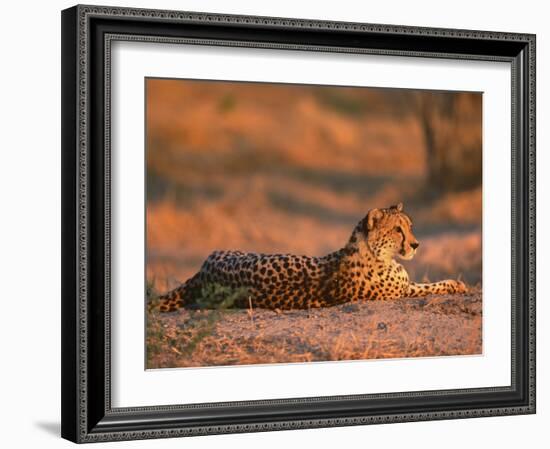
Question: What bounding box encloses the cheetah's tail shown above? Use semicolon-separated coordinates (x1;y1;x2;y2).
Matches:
148;274;200;313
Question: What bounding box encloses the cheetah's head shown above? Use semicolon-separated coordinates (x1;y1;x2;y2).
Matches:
360;202;419;262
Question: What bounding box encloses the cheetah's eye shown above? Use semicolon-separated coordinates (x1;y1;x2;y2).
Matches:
394;226;403;233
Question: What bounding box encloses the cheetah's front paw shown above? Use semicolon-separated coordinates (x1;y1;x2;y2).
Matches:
450;280;468;294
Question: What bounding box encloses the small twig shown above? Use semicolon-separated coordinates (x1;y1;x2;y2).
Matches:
422;266;431;283
170;346;182;355
247;296;254;323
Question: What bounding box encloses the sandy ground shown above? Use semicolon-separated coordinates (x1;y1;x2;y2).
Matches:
147;289;482;369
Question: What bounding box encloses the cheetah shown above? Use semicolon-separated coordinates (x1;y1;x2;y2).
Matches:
151;202;467;312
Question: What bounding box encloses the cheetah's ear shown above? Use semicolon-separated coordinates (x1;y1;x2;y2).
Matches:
366;208;384;231
393;202;403;212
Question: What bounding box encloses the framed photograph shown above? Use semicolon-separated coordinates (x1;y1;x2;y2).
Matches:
61;4;536;443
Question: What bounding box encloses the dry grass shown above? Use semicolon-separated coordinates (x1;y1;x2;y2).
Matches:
146;186;482;292
147;289;482;368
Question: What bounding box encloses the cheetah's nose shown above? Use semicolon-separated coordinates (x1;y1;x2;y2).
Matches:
411;242;419;250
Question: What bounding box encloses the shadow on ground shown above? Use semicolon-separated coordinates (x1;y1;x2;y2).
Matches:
34;421;60;437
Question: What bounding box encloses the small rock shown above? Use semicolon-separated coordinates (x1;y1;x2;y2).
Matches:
377;322;388;331
342;303;360;313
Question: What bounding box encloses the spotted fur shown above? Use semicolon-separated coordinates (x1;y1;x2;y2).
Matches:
152;203;467;312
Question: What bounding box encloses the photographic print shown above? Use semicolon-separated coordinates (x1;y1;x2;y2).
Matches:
145;78;482;369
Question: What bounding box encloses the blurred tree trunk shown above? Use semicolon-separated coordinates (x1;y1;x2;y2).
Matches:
418;95;440;189
414;92;482;193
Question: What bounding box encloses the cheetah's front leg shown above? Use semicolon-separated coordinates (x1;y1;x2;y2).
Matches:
406;279;467;297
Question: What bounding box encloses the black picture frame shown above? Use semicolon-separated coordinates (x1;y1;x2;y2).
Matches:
61;4;536;443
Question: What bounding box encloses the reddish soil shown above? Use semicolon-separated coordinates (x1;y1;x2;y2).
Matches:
147;289;481;368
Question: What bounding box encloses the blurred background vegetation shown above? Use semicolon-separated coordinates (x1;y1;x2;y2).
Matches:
146;79;482;292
